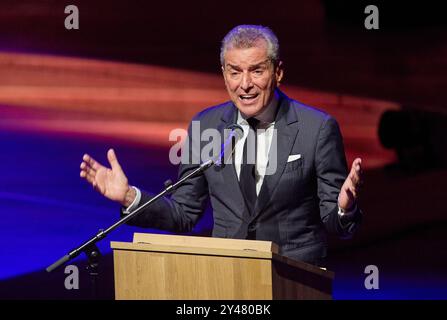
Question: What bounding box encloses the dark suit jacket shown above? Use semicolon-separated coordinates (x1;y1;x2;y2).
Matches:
126;90;361;266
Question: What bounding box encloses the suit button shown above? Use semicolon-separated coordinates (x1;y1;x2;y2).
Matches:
248;224;256;232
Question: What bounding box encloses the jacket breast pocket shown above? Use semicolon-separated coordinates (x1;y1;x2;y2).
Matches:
283;158;303;173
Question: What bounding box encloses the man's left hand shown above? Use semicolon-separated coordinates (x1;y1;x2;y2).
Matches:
338;158;363;211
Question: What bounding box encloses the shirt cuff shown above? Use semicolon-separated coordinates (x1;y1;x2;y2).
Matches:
123;186;141;214
338;203;357;219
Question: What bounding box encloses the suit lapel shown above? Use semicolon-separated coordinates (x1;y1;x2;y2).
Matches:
255;92;299;217
217;104;248;221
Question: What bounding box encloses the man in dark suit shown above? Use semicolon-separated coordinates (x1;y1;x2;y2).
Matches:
80;25;363;266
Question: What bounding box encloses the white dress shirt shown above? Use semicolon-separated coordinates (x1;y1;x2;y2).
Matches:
234;99;278;196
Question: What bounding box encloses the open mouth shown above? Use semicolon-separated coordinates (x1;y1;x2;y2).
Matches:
238;93;259;103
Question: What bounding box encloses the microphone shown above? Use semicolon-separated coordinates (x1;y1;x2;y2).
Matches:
214;123;244;167
194;123;243;173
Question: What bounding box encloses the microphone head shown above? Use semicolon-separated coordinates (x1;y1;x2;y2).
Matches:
213;123;243;167
227;123;244;139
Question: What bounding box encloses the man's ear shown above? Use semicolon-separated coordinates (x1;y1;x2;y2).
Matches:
221;65;227;80
275;61;284;85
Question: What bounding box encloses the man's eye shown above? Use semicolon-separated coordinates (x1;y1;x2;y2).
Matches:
253;69;264;75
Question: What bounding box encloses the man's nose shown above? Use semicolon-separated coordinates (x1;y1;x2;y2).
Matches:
240;72;253;91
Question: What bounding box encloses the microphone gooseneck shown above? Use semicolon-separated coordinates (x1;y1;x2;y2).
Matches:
214;124;244;166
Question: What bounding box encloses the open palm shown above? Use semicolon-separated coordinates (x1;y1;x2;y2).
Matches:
80;149;130;204
338;158;363;211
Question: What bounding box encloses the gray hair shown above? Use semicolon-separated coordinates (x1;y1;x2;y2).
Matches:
220;25;280;66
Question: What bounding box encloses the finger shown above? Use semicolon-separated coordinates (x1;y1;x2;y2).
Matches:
81;170;95;185
350;170;362;189
80;166;98;185
82;154;102;171
349;186;357;199
344;187;355;202
349;169;360;186
344;176;359;197
81;162;97;177
351;158;362;171
107;148;123;172
353;158;362;173
80;161;96;174
349;158;363;185
86;170;97;182
80;167;94;181
80;164;97;182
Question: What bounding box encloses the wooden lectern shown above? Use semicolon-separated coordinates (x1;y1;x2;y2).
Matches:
111;233;334;300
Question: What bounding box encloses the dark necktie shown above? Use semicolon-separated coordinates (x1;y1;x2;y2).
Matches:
239;117;260;216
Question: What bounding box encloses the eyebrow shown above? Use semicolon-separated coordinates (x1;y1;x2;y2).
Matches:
226;60;270;70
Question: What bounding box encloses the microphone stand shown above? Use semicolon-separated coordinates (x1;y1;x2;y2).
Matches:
46;159;214;298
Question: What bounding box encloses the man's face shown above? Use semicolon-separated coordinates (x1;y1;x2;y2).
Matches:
222;41;283;118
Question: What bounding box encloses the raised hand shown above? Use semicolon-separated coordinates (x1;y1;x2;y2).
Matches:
80;148;134;206
338;158;363;211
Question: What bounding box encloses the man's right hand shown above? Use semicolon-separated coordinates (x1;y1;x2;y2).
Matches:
80;148;135;207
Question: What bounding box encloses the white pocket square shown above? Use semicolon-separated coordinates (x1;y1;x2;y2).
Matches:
287;154;302;162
